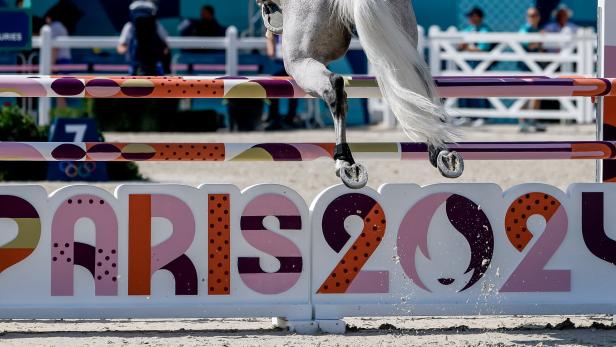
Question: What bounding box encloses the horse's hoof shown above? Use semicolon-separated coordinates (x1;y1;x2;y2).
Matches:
261;1;283;35
339;162;368;189
437;151;464;179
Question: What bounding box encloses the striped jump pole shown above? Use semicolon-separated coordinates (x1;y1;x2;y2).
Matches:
0;141;614;162
600;0;616;182
0;75;614;99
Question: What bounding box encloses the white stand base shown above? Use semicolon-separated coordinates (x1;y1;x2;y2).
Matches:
272;317;319;334
272;317;347;334
316;319;346;334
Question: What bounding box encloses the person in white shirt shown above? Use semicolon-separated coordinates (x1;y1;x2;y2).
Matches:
544;5;579;34
45;10;71;64
45;8;72;108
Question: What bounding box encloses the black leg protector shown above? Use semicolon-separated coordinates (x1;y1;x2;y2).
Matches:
334;143;355;165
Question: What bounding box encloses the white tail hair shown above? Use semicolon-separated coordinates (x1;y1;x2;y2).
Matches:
330;0;456;146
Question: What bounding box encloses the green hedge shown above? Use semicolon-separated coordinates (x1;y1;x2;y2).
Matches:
92;99;222;132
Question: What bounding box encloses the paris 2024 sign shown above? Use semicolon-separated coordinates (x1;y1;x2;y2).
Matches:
0;183;615;320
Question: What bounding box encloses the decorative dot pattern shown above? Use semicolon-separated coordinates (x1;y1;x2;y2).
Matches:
318;203;386;294
148;78;224;98
95;244;118;284
43;76;230;98
51;195;119;296
208;194;231;295
52;240;73;265
150;144;226;162
505;192;561;252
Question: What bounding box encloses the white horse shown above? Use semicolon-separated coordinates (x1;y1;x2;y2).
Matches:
260;0;463;188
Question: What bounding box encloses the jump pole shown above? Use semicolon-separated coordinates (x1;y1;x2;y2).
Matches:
0;75;614;99
0;73;611;166
600;0;616;182
0;141;614;162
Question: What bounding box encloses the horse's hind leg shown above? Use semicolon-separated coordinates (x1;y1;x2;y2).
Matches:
286;58;368;189
329;75;369;189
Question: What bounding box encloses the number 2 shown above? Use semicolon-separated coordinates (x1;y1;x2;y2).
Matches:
317;193;388;294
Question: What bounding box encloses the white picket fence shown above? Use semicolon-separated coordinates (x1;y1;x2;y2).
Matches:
432;26;596;124
29;25;597;126
369;26;597;127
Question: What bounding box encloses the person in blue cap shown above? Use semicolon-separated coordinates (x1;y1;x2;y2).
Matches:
459;7;492;52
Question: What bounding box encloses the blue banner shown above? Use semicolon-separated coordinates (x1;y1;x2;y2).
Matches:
0;9;31;51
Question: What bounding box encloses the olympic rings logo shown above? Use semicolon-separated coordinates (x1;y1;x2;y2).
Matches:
58;162;97;179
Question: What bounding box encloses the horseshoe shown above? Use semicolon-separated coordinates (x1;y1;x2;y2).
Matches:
261;2;283;35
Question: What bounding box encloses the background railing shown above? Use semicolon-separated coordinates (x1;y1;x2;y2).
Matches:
23;25;597;127
32;25;366;126
430;26;597;124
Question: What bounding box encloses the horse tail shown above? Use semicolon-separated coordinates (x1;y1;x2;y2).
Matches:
331;0;456;146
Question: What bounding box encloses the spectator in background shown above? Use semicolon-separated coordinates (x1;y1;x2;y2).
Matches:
455;7;491;127
544;4;579;34
541;4;578;124
43;0;83;35
263;31;300;130
178;5;227;54
179;5;226;37
520;7;543;52
519;7;547;133
45;8;71;65
15;0;31;8
45;7;72;108
459;7;492;52
117;1;169;76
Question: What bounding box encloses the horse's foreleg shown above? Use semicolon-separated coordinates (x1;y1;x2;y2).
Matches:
287;58;367;189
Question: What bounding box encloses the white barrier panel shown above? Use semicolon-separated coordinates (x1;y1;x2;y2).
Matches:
1;183;616;322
